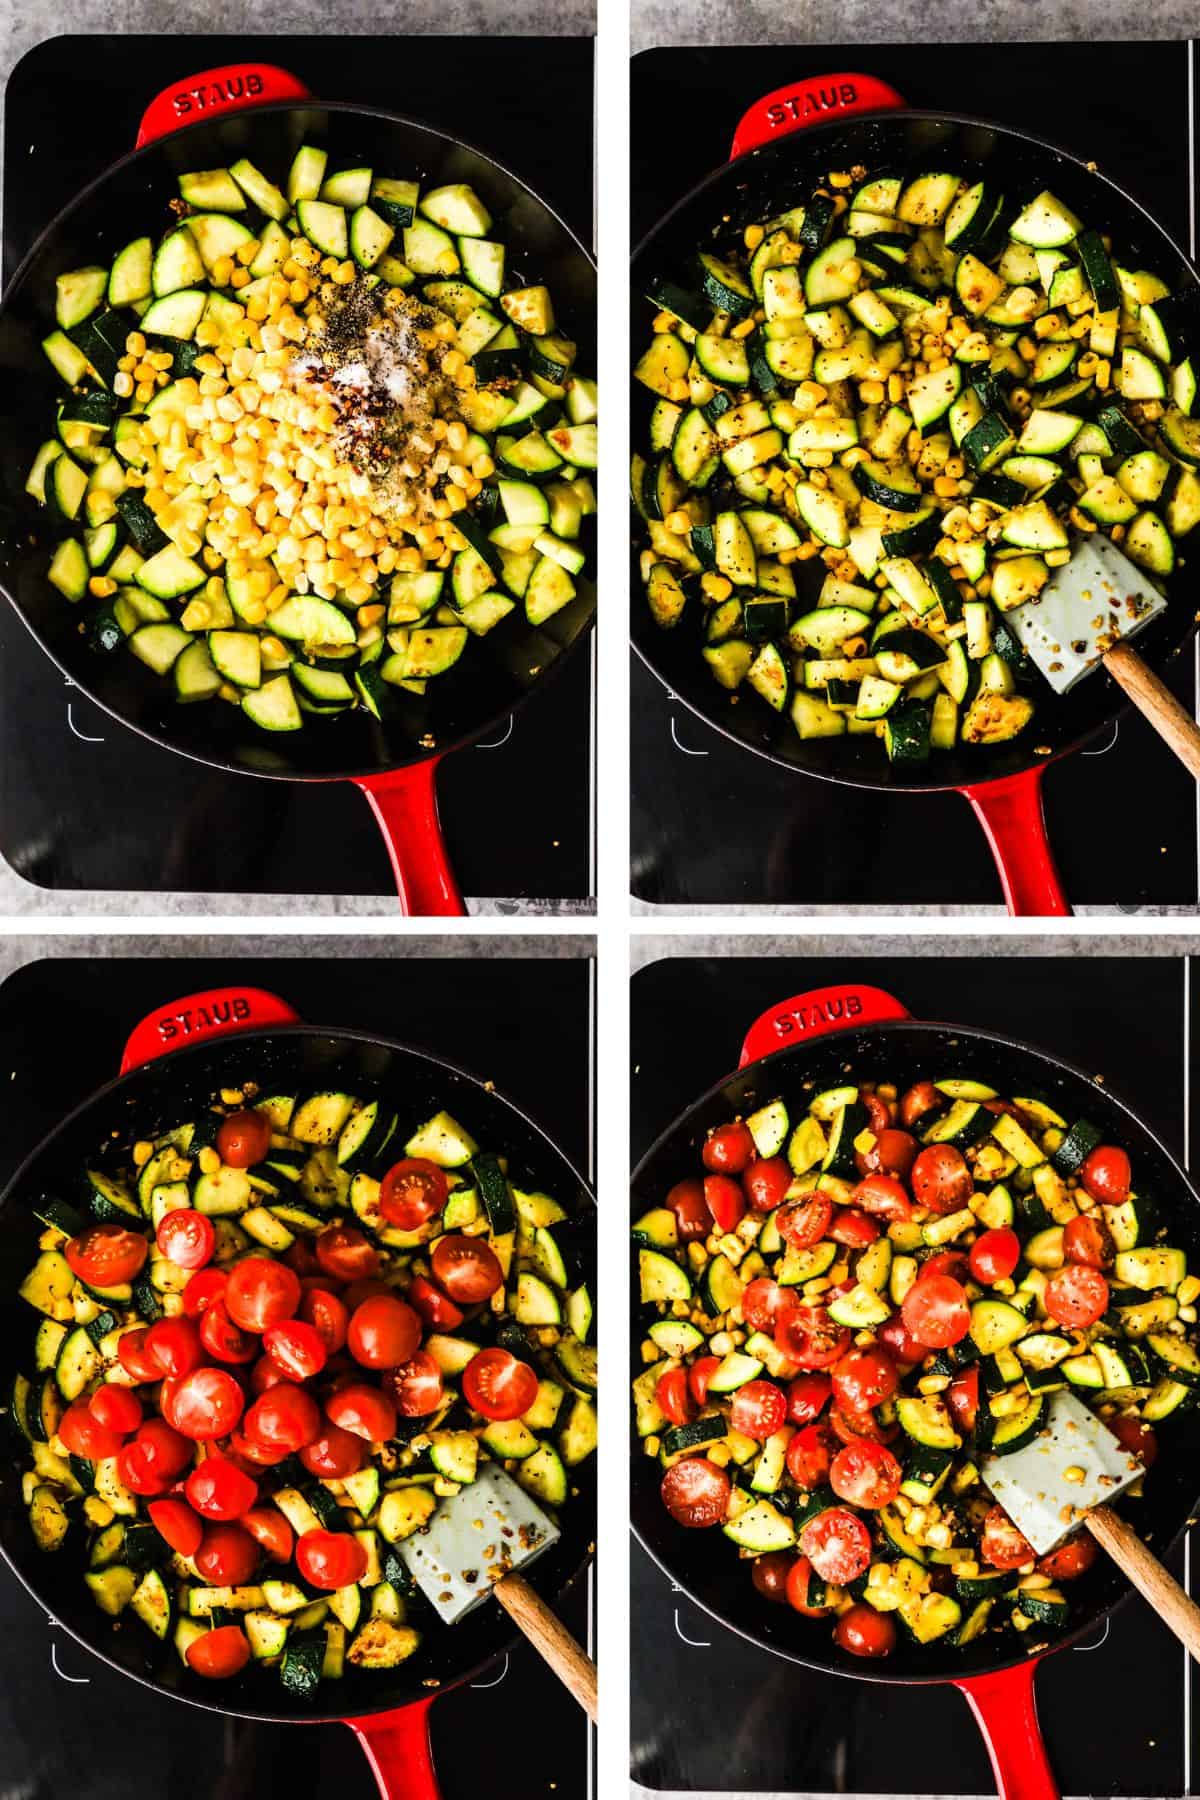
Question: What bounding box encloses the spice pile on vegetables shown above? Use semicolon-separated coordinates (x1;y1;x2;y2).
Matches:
635;161;1199;762
9;1081;595;1690
634;1073;1193;1656
33;146;597;733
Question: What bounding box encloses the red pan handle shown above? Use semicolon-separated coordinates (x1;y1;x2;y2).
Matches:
955;1662;1059;1800
730;72;907;159
345;1698;443;1800
136;63;311;147
959;769;1071;917
354;762;466;916
120;986;300;1073
740;983;910;1067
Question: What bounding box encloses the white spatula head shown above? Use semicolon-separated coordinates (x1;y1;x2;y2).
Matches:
1004;532;1167;695
396;1464;560;1625
979;1388;1144;1556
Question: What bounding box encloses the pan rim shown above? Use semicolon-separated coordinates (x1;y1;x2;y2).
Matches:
630;102;1200;795
630;1011;1200;1686
1;97;597;785
0;1016;596;1725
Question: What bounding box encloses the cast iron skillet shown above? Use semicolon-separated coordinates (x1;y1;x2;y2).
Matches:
630;71;1200;915
0;62;597;913
630;980;1200;1797
0;984;596;1799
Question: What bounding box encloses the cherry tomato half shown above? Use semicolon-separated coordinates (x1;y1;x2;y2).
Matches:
751;1550;793;1604
225;1257;302;1334
1063;1213;1115;1269
459;1347;539;1423
149;1496;203;1558
299;1423;367;1479
347;1294;422;1371
244;1382;322;1453
703;1173;745;1233
430;1234;504;1304
1038;1535;1099;1581
1080;1144;1131;1206
183;1268;229;1318
186;1457;258;1521
135;1416;193;1478
65;1223;148;1288
156;1207;216;1272
899;1082;940;1129
828;1208;880;1249
777;1194;833;1251
117;1439;171;1497
829;1401;898;1446
87;1386;143;1437
688;1356;721;1408
702;1122;755;1174
1043;1263;1109;1329
241;1506;294;1562
730;1379;787;1442
186;1624;251;1680
325;1382;397;1444
855;1130;918;1183
315;1223;380;1283
1110;1414;1158;1466
851;1174;913;1223
144;1317;204;1379
196;1523;259;1586
901;1273;971;1348
666;1178;710;1243
162;1366;246;1441
911;1145;973;1216
378;1158;449;1231
969;1227;1021;1286
832;1347;898;1413
787;1372;832;1426
786;1421;836;1489
981;1504;1035;1571
388;1351;447;1418
742;1277;788;1333
405;1274;463;1332
200;1301;258;1364
878;1315;926;1367
298;1285;351;1353
116;1326;163;1383
775;1305;850;1371
215;1109;271;1169
296;1528;368;1590
659;1456;730;1528
655;1367;695;1428
786;1554;832;1617
801;1507;872;1586
830;1440;903;1509
743;1155;792;1213
59;1399;123;1462
947;1365;980;1434
835;1603;896;1659
263;1318;329;1382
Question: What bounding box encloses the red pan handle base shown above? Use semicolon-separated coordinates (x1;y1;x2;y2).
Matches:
955;1661;1059;1800
354;762;466;916
731;72;906;159
740;983;910;1068
345;1698;443;1800
959;768;1071;917
120;987;300;1073
136;63;311;147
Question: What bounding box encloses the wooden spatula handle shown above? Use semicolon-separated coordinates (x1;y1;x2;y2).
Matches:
1087;1504;1200;1662
1102;640;1200;781
494;1573;598;1721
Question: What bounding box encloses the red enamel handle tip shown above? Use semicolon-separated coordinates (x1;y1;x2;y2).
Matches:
955;1661;1059;1800
959;768;1072;917
354;761;466;916
730;72;907;160
136;63;311;147
346;1697;443;1800
120;987;301;1073
739;984;910;1068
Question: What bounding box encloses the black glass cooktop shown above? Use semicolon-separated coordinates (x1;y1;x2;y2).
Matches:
0;950;594;1799
631;41;1199;912
631;951;1198;1794
1;35;594;906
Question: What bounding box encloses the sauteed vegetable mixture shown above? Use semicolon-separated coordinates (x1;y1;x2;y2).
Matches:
635;164;1199;762
634;1072;1193;1656
34;148;597;731
10;1079;595;1689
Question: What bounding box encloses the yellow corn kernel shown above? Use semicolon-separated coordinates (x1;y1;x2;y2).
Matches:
933;475;960;498
858;380;885;404
132;1140;154;1168
744;222;765;250
113;371;134;399
87;576;117;599
211;255;236;288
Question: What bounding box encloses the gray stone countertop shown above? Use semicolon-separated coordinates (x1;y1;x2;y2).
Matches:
0;2;594;918
633;0;1197;52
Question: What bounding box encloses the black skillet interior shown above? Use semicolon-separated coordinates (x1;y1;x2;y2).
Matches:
0;100;596;782
631;110;1200;793
630;1016;1200;1684
0;1025;596;1724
